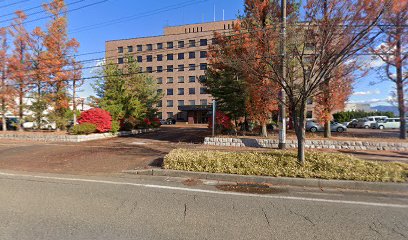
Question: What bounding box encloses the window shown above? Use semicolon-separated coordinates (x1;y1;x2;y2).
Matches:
167;88;173;95
147;55;153;62
189;51;196;59
157;54;163;61
189;64;196;71
147;67;153;73
306;111;313;118
212;38;218;44
178;53;184;60
118;58;124;64
189;76;196;82
199;75;206;83
147;44;153;51
178;88;184;95
200;87;207;94
188;100;195;105
189;39;196;47
200;51;207;58
178;100;185;106
137;45;142;51
200;39;207;46
139;67;143;72
157;43;163;49
307;98;313;105
178;41;184;48
167;65;173;72
189;88;195;95
178;64;184;72
157;101;162;107
157;77;163;84
157;112;163;119
200;63;207;70
167;54;173;61
167;100;173;107
167;112;174;118
157;66;163;73
200;99;207;105
137;56;142;63
167;77;174;84
157;89;163;94
167;41;173;49
127;46;133;52
128;56;134;62
117;47;123;53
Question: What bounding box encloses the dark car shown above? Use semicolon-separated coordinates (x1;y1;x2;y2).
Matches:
0;117;19;130
166;118;176;125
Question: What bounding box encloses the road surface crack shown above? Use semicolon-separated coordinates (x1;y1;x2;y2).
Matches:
261;208;270;226
129;201;138;215
369;222;383;238
288;208;315;226
183;203;187;221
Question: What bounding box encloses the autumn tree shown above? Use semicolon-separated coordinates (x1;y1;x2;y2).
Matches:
42;0;80;130
0;28;15;131
314;66;354;136
8;11;31;131
371;0;407;139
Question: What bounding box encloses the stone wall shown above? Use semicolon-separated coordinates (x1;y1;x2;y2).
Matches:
204;137;408;151
0;129;159;143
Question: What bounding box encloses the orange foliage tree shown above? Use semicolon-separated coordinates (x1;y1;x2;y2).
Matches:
42;0;81;129
8;11;31;131
371;0;407;139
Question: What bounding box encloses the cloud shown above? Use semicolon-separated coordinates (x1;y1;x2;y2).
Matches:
348;96;393;105
89;59;105;75
352;90;381;96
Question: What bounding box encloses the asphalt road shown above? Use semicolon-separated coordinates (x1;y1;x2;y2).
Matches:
0;171;407;240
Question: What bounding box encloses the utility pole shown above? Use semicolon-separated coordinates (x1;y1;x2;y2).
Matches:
278;0;287;149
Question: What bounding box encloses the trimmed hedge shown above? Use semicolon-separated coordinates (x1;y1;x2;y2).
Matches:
164;149;408;182
71;123;97;135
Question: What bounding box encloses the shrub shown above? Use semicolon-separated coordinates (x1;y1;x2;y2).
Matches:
120;117;137;131
164;149;408;182
71;123;97;135
151;118;161;128
111;120;120;133
78;108;112;133
208;111;234;133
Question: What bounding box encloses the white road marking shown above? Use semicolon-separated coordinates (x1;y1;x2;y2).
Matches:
0;171;407;209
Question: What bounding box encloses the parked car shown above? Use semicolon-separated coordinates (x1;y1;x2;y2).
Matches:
355;116;388;129
0;117;18;130
166;118;176;125
160;119;167;125
372;118;407;129
306;120;347;133
347;119;359;128
23;119;57;130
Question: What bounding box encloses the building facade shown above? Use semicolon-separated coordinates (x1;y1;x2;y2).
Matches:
106;20;240;124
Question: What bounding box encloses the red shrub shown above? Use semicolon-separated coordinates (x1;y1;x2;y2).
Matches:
78;108;112;133
208;111;233;130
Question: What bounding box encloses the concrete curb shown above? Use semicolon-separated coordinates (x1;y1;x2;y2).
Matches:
123;169;408;193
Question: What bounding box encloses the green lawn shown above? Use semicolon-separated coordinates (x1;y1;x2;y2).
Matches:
164;149;408;182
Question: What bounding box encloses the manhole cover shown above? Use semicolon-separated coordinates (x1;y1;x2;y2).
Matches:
216;183;287;194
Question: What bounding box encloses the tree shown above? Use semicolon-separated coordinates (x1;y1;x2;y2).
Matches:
70;59;83;125
8;11;31;131
371;0;407;139
93;58;162;129
0;27;15;131
216;0;385;164
42;0;80;130
314;65;354;137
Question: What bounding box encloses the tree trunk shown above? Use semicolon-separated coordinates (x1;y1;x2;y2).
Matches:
72;80;77;126
261;122;268;137
395;22;406;140
324;119;331;138
18;91;23;132
292;104;307;165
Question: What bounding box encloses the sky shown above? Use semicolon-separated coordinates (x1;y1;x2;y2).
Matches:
0;0;395;107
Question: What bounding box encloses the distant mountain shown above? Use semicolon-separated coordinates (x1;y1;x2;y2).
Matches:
372;105;399;116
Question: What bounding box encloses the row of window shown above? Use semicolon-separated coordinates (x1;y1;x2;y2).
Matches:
157;76;206;84
117;39;209;53
117;51;207;64
120;64;208;73
157;87;208;96
157;99;208;108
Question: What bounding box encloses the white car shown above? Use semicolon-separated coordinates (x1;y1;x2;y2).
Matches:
23;119;57;130
372;118;406;129
355;116;388;129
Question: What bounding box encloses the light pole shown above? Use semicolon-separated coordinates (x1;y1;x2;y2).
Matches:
212;99;216;137
278;0;287;149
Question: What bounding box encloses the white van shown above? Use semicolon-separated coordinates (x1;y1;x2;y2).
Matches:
356;116;388;129
372;118;400;129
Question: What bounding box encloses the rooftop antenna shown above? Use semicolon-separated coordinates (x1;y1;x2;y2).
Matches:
213;4;216;22
223;9;225;21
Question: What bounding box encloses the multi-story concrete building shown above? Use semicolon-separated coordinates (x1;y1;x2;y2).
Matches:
106;20;239;124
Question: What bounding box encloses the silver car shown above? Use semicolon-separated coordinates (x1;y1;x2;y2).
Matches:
306;120;347;133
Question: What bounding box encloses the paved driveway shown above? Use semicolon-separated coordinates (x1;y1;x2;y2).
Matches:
0;126;210;174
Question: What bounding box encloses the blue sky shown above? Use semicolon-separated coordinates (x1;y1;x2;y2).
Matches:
0;0;393;106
